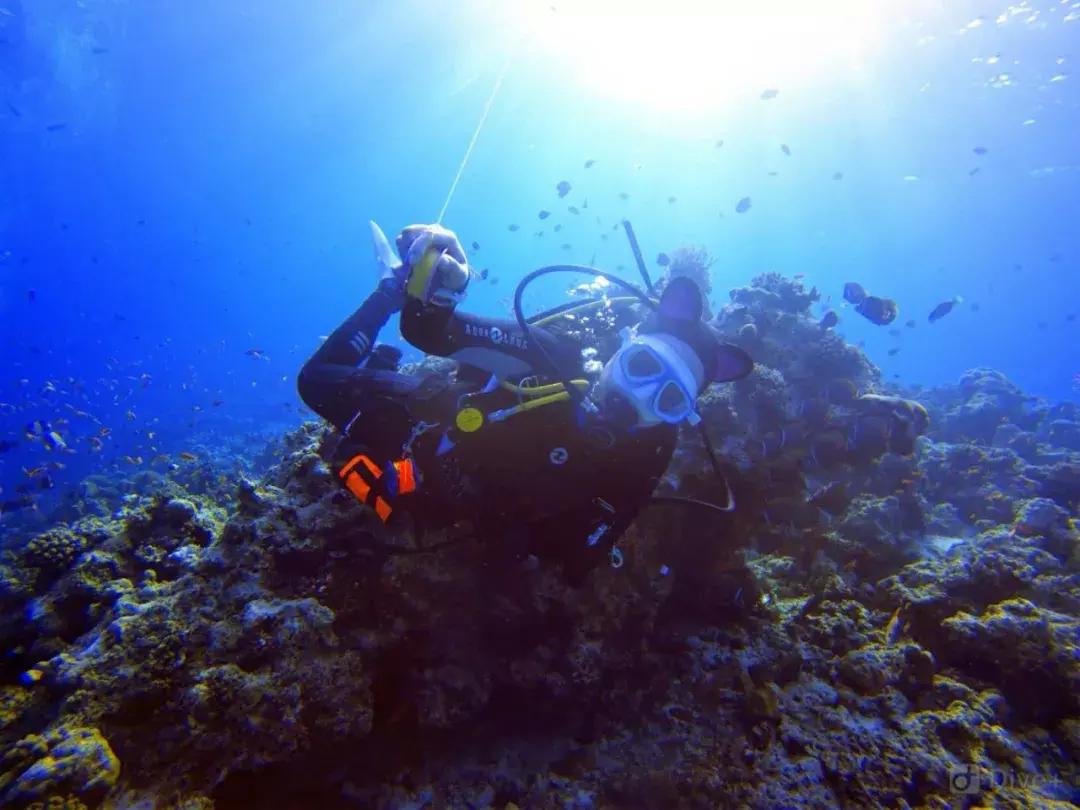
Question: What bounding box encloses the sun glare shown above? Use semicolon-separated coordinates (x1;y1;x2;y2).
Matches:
516;0;890;113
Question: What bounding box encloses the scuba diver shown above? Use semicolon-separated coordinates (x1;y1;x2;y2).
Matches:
298;222;754;581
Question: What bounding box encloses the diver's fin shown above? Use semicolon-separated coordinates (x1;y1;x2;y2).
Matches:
480;374;500;394
370;220;402;279
658;276;704;322
712;344;755;382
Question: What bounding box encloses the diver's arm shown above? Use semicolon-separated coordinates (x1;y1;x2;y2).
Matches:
297;280;407;427
400;298;581;379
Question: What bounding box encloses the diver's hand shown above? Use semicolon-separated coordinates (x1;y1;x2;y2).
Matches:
397;224;470;308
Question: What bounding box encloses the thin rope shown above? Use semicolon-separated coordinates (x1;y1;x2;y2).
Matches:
436;55;512;225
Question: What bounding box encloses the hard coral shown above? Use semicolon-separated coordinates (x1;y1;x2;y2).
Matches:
0;726;119;805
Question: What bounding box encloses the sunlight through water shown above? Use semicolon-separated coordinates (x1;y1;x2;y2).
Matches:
512;0;900;113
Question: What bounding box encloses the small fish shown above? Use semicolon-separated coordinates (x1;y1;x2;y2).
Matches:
760;88;779;100
819;310;839;330
471;241;480;251
179;452;198;462
584;159;595;169
245;348;269;360
808;482;850;515
832;172;843;180
211;399;225;407
6;101;21;117
973;146;988;155
969;168;981;176
479;268;490;281
618;192;629;200
125;410;136;421
27;289;36;303
667;196;677;204
905;319;916;328
825;378;858;405
0;496;36;515
508;224;519;232
656;253;670;267
888;347;901;356
888;328;901;337
91;46;110;55
970;302;981;312
46;123;68;132
538;210;551;220
567;206;580;215
928;297;960;323
799;398;831;427
843;282;867;305
556;180;572;198
553;224;562;232
780;144;791;156
1066;313;1076;323
735;197;752;214
0;440;17;453
561;243;572;250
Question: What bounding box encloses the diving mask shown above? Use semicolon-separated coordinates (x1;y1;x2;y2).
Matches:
596;333;704;428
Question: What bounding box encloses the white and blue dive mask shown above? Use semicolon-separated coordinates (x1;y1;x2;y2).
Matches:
595;332;705;429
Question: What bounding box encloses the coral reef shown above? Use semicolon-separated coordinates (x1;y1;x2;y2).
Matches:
0;272;1077;808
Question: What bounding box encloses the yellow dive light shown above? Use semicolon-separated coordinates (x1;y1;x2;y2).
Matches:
406;247;444;302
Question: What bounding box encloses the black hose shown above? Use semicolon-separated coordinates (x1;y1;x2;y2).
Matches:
622;219;656;295
512;264;657;409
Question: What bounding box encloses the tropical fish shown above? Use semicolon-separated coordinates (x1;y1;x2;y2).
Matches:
819;310;839;330
538;210;550;220
928;297;961;323
856;296;899;326
584;159;595;169
825;378;858;405
735;197;752;213
843;282;867;306
781;144;791;156
808;481;851;515
556;180;572;198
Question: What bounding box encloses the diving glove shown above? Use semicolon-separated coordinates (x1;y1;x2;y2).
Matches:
395;223;471;308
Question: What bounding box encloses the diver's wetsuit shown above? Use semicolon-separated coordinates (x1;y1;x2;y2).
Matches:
298;282;677;579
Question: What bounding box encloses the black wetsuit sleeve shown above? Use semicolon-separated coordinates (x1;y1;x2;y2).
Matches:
297;282;416;429
400;299;582;379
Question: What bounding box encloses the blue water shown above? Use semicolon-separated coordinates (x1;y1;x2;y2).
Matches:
2;0;1078;513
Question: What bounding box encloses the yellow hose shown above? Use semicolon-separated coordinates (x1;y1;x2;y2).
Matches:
500;379;588;397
